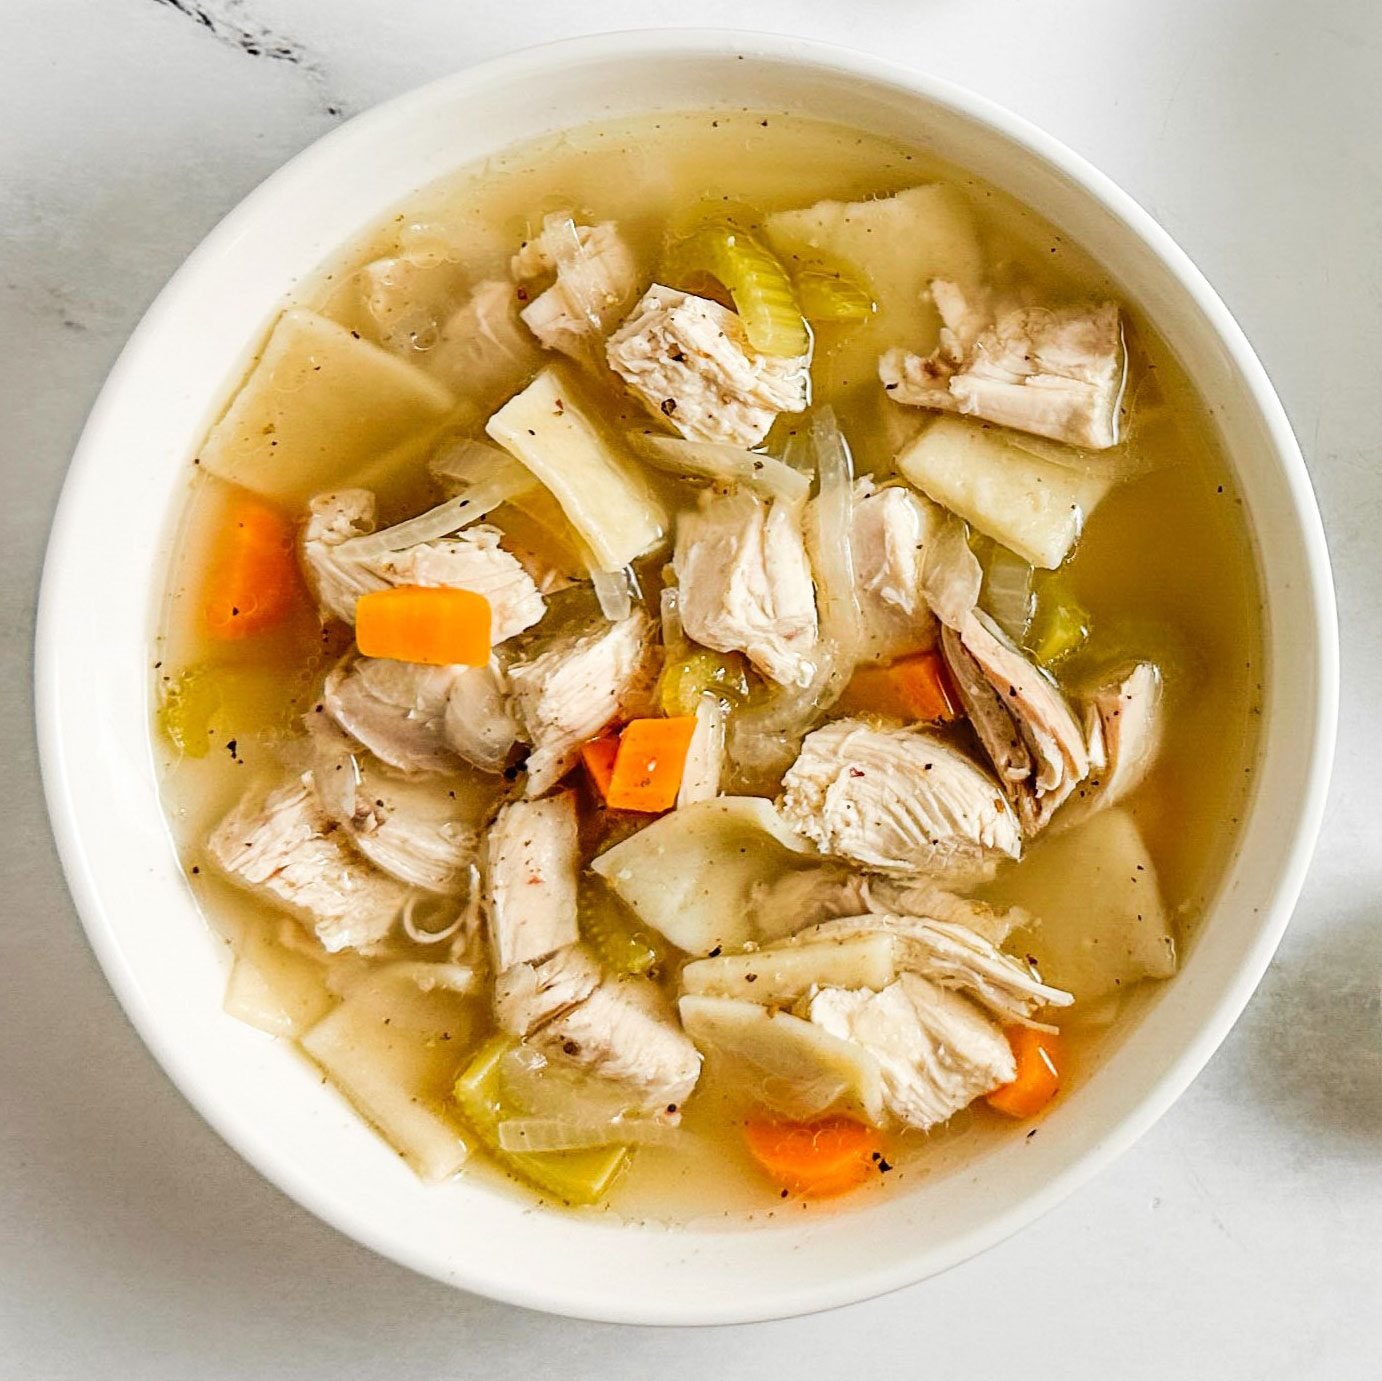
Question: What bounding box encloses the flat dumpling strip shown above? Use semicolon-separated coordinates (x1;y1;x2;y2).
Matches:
198;309;453;506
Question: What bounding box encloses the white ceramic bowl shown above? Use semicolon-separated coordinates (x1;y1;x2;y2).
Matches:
37;30;1337;1324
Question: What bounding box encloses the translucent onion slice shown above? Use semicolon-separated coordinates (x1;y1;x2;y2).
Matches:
627;431;810;503
497;1042;650;1124
496;1115;680;1154
676;695;725;808
728;408;860;779
590;566;636;622
429;437;527;491
660;584;687;659
922;516;984;631
982;543;1035;642
339;476;535;564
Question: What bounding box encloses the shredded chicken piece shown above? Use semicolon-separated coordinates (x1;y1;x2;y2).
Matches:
607;285;809;447
809;974;1015;1130
207;774;408;953
863;878;1030;945
511;215;639;361
749;866;1030;945
323;657;459;775
305;717;477;895
299;490;544;642
530;976;703;1113
324;656;519;777
507;609;657;796
674;488;819;688
427;279;542;402
796;914;1072;1025
1070;662;1164;822
880;281;1125;449
844;478;943;663
484;793;581;968
442;661;522;774
338;786;475;897
941;611;1090;833
493;944;603;1037
300;490;381;624
779;718;1022;880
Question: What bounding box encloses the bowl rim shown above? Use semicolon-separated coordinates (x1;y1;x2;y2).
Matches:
35;27;1338;1324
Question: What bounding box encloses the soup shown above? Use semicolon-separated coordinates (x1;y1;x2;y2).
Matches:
154;110;1262;1219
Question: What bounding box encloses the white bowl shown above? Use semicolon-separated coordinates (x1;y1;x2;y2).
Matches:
36;30;1337;1324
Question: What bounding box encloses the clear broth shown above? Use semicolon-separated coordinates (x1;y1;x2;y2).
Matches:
155;110;1263;1223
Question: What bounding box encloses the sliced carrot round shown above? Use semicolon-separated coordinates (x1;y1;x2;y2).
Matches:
986;1025;1064;1119
604;716;698;813
202;494;302;639
744;1115;884;1199
355;585;491;666
839;650;961;724
580;734;621;801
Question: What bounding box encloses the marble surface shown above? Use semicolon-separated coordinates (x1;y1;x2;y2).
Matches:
3;1;1379;1376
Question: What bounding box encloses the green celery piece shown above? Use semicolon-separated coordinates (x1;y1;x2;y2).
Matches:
657;648;751;718
795;267;876;323
1029;589;1092;667
158;665;221;758
579;880;665;976
454;1037;630;1206
675;224;809;357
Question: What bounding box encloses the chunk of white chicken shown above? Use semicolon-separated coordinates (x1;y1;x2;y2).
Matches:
442;661;523;774
845;478;943;663
323;657;458;775
779;719;1022;881
796;915;1072;1026
678;993;886;1123
511;215;639;361
334;777;475;896
747;865;872;941
880;282;1125;450
207;774;408;953
808;974;1015;1130
941;611;1090;834
674;488;819;688
506;608;657;796
606;285;809;447
426;279;543;404
492;943;602;1037
300;490;380;625
530;976;702;1114
299;490;545;642
866;877;1031;945
749;865;1031;946
484;792;581;969
323;656;519;776
1070;662;1164;822
305;717;477;895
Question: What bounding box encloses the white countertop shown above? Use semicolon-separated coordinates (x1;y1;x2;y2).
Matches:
3;1;1379;1376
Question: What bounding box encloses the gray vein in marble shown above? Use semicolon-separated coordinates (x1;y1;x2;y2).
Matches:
149;0;308;67
148;0;344;115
